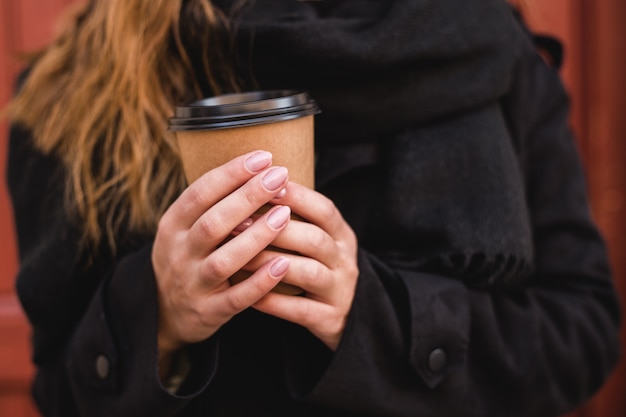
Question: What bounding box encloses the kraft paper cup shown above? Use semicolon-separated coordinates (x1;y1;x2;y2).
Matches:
169;90;320;295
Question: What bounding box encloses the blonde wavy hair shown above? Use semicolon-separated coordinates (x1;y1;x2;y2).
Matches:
9;0;239;252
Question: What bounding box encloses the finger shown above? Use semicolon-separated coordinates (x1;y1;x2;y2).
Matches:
232;217;254;235
270;220;340;268
211;256;290;320
241;250;334;298
187;167;289;250
272;182;356;244
198;205;292;281
253;292;339;338
167;150;273;228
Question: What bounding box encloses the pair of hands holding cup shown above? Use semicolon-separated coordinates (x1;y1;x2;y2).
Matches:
152;150;359;375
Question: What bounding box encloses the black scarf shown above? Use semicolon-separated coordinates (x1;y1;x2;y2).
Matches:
216;0;523;141
212;0;533;286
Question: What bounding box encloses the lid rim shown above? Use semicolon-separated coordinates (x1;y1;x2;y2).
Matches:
169;110;317;132
169;90;320;132
170;103;319;125
174;90;314;118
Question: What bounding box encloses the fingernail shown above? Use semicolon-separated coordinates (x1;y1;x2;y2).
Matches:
270;257;290;278
262;167;288;191
233;217;254;233
267;205;291;230
275;188;287;199
245;151;272;173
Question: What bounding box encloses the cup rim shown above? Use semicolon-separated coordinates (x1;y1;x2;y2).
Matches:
169;90;320;131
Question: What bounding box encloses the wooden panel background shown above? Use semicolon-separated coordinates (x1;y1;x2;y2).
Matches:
0;1;624;416
1;2;79;415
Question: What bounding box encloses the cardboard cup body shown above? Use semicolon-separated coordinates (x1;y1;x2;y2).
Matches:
174;106;316;296
176;115;315;188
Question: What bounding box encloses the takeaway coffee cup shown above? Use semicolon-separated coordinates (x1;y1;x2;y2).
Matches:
169;90;320;295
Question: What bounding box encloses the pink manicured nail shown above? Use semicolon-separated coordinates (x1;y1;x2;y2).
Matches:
262;167;288;191
245;151;272;173
233;218;254;233
270;257;290;278
275;188;287;199
267;205;291;230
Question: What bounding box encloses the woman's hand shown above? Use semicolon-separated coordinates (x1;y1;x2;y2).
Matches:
151;151;292;370
250;182;359;351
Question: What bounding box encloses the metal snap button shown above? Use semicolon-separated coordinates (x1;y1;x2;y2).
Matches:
95;355;110;380
428;348;447;373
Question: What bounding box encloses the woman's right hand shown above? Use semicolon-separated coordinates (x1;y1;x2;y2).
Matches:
151;151;292;367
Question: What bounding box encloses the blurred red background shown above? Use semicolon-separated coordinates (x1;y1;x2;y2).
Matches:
1;1;625;416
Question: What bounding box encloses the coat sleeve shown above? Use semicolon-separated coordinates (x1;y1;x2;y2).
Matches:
282;42;621;417
6;123;217;417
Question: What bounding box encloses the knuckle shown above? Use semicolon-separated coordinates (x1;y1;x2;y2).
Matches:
346;262;359;281
344;226;357;246
250;274;271;295
195;304;225;331
248;227;271;249
204;254;233;279
318;198;338;222
225;291;248;313
156;214;179;241
242;183;264;208
223;275;270;313
185;184;208;210
195;213;227;240
165;253;184;277
190;303;207;324
157;214;171;233
296;302;314;326
225;160;245;181
306;227;329;251
301;262;325;288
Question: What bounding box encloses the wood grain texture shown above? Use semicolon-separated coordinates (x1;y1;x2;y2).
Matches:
0;0;20;295
0;2;77;416
0;295;34;388
577;1;626;416
527;1;626;417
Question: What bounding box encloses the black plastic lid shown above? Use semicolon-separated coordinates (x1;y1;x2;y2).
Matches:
169;90;320;131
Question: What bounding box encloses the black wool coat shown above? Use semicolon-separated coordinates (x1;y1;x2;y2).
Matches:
7;1;621;416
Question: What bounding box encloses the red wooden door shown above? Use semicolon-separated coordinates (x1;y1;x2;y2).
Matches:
1;2;78;416
524;1;626;416
1;1;625;416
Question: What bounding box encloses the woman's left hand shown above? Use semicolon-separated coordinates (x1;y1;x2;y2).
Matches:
249;182;359;351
